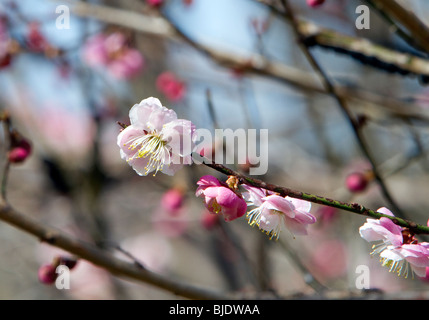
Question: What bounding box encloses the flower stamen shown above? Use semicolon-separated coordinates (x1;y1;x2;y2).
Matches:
126;132;169;176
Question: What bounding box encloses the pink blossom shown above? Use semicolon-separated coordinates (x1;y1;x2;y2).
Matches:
117;97;196;176
82;32;144;79
196;175;247;222
161;188;185;213
156;72;186;102
242;185;316;239
359;207;429;278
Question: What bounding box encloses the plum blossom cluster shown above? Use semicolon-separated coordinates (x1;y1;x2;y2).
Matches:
195;176;317;239
116;97;317;239
83;32;144;80
359;207;429;278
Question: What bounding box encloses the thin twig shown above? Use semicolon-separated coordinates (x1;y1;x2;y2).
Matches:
0;113;11;202
61;0;429;124
280;0;407;220
365;0;429;54
202;160;429;236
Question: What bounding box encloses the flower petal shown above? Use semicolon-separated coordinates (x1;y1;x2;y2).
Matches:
241;185;266;207
262;195;295;218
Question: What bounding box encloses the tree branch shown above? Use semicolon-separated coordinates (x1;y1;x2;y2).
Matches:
62;0;429;124
365;0;429;54
202;161;429;236
0;200;230;300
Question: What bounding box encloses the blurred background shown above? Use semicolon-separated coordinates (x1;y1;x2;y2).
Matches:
1;0;429;299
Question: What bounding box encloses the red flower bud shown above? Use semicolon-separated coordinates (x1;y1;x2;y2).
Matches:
38;264;57;285
307;0;325;7
161;188;184;213
346;172;371;193
8;139;31;163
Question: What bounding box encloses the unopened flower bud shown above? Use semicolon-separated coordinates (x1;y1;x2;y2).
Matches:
161;188;184;213
346;171;373;193
8;138;31;163
147;0;163;7
38;264;57;285
307;0;325;7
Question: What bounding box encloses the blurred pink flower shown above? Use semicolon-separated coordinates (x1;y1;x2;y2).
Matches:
359;207;429;278
196;175;247;222
153;190;189;237
146;0;164;7
82;32;144;79
38;103;96;163
117;97;196;176
315;206;338;225
310;239;348;280
242;185;316;239
153;208;189;238
156;72;186;102
26;22;49;52
201;210;220;230
161;188;185;213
